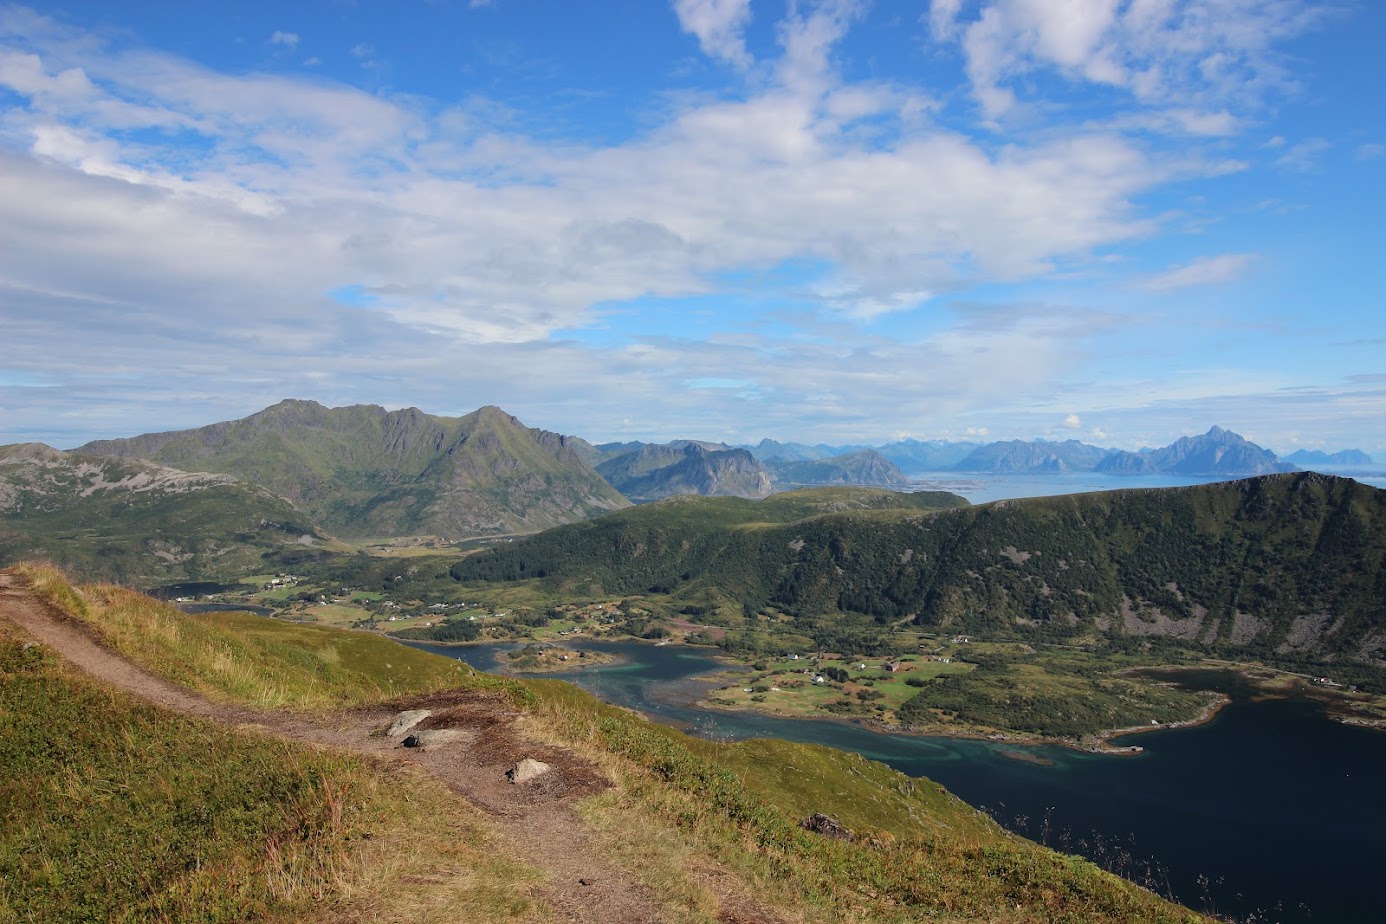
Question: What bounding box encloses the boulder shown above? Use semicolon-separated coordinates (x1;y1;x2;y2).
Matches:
506;757;553;784
387;709;432;737
799;813;854;841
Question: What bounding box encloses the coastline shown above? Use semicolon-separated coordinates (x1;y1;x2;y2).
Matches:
695;677;1231;757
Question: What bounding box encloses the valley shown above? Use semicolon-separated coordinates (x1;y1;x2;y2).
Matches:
4;403;1385;922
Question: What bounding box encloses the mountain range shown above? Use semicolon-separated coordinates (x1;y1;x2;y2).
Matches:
1285;448;1375;466
1;400;1376;585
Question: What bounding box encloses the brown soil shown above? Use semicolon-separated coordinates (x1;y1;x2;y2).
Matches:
0;570;789;924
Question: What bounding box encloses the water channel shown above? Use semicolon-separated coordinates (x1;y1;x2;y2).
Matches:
407;638;1386;923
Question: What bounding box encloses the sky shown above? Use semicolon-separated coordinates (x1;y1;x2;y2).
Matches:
1;0;1383;455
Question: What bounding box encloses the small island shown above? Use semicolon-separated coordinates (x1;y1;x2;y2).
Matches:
500;642;620;673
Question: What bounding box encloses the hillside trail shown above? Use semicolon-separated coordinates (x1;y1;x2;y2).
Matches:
0;571;787;924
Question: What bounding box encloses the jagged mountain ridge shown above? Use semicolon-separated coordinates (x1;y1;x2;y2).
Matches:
1096;426;1296;475
764;450;910;487
0;442;330;584
595;443;772;501
78;400;630;538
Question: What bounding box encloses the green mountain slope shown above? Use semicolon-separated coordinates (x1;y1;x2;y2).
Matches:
78;400;630;539
0;443;331;585
451;474;1386;667
451;486;969;600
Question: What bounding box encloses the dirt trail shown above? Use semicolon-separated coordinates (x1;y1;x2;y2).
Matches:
0;571;786;924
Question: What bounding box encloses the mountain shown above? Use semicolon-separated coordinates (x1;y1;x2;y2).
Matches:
746;438;862;462
595;442;772;501
452;474;1386;667
764;450;910;488
0;443;332;584
1285;448;1374;466
951;439;1111;473
77;400;630;539
1096;426;1296;475
875;439;979;471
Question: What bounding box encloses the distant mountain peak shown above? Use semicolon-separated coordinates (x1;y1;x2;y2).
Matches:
75;400;629;538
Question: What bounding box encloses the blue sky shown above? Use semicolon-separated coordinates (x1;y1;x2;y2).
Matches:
1;0;1383;455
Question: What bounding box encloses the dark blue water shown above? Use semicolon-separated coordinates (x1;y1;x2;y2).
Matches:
408;640;1386;923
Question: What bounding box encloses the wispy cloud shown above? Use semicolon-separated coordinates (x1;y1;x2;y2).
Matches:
269;31;298;48
1275;137;1329;172
1140;253;1257;292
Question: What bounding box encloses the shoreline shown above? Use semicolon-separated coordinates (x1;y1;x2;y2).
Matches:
695;672;1232;757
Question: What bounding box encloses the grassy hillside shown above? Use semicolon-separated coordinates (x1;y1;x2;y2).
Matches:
451;474;1386;670
78;400;630;539
8;565;1207;923
0;444;336;586
0;579;541;923
19;563;523;709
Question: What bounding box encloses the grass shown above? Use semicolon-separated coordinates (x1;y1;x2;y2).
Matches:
0;619;543;924
11;563;1212;923
17;562;528;710
522;681;1210;924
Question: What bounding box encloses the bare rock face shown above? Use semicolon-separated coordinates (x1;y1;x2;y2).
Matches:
387;709;432;737
506;757;553;784
799;813;854;841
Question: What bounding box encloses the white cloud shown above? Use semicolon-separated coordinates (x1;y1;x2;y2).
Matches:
927;0;965;41
1140;253;1256;291
1062;413;1082;429
269;31;299;48
0;3;1354;449
673;0;753;68
1274;137;1329;172
930;0;1323;121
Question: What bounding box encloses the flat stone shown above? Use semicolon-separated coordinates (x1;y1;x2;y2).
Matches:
412;729;466;748
506;757;553;784
387;709;432;737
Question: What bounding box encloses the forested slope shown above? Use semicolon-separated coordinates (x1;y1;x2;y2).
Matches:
452;474;1386;667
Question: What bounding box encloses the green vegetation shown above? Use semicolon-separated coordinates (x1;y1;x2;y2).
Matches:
0;445;334;587
527;681;1207;923
19;563;528;709
703;645;1216;740
0;607;541;923
78;400;629;539
451;475;1386;675
893;645;1213;739
8;565;1210;922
